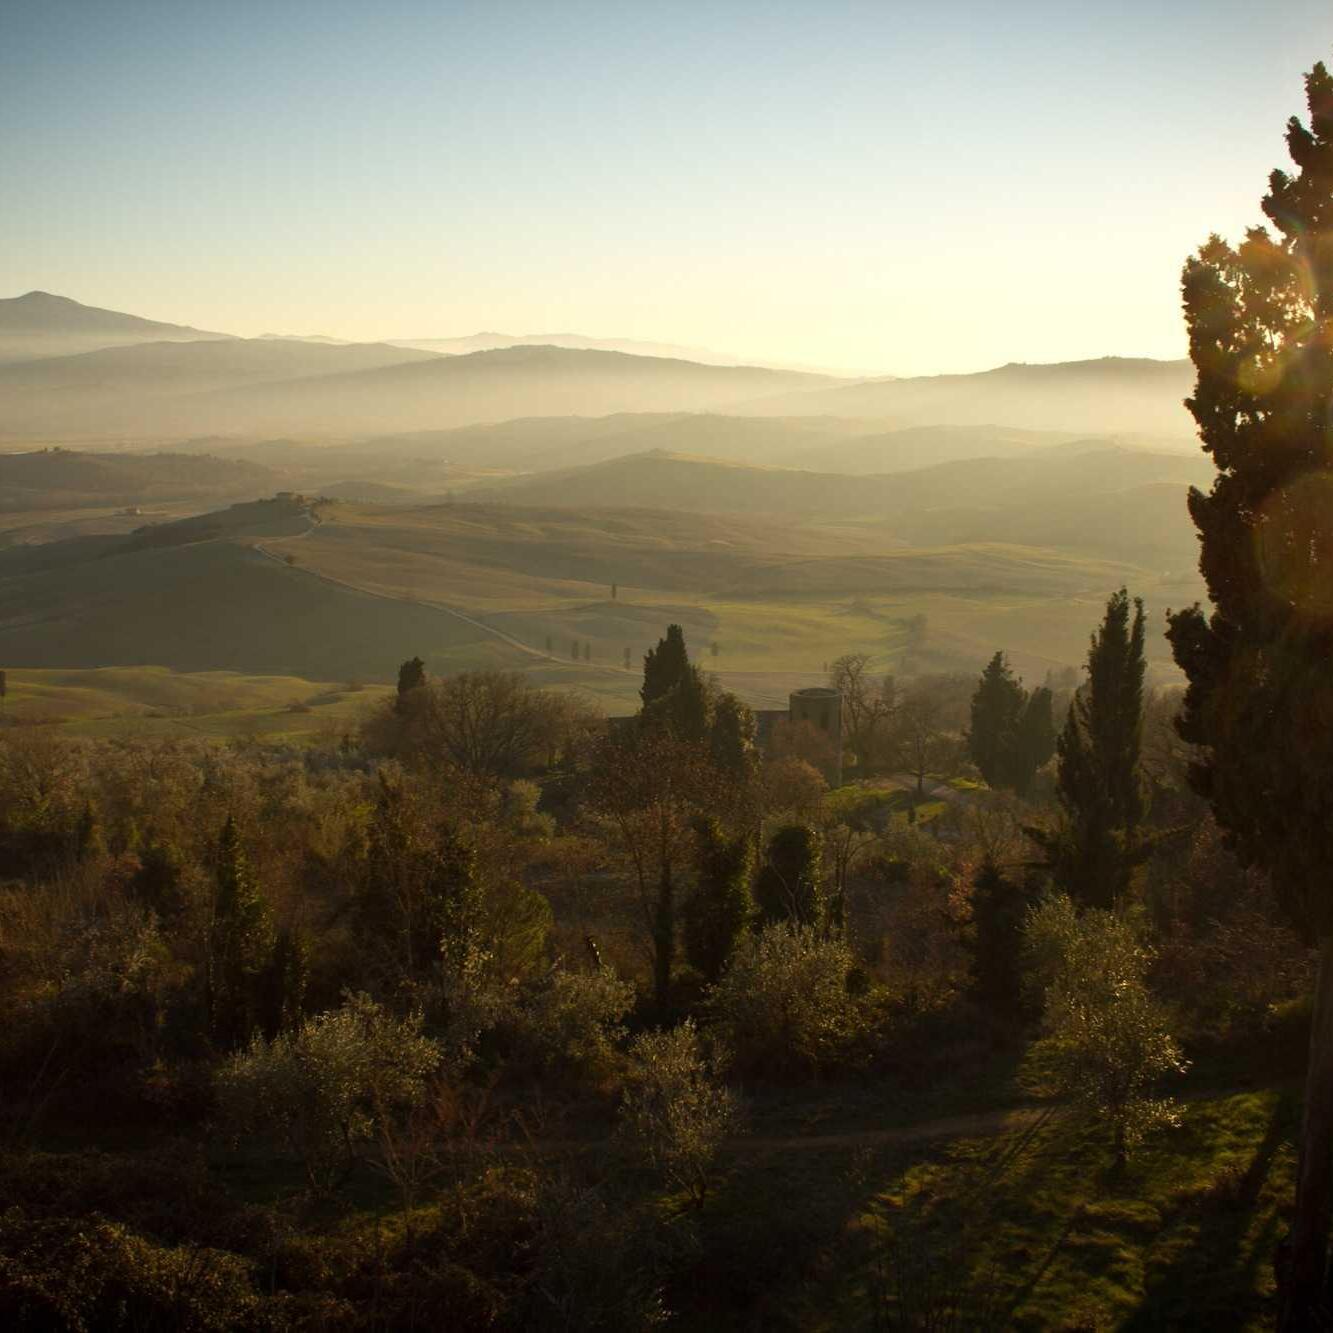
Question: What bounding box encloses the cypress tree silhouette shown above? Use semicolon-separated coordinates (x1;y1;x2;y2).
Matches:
1165;61;1333;1325
1031;589;1147;909
968;651;1026;789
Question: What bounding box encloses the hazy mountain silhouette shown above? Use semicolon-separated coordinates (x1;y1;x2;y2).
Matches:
0;291;234;365
0;337;444;438
386;330;821;368
26;345;837;440
744;356;1195;437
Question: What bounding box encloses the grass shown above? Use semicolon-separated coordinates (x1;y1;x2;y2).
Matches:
2;665;391;742
846;1087;1294;1331
257;501;1195;695
675;1084;1296;1332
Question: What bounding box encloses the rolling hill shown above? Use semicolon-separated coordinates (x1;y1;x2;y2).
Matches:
0;485;1198;699
0;501;525;680
467;441;1211;535
0;291;234;365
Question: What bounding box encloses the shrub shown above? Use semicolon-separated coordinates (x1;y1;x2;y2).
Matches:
1024;895;1186;1164
710;924;859;1077
0;1208;262;1331
617;1020;738;1205
512;965;635;1084
215;991;441;1192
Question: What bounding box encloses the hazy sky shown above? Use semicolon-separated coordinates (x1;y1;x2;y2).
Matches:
4;0;1332;375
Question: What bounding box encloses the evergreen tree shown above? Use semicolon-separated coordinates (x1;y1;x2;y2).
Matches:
754;823;825;928
641;623;690;708
682;817;754;983
209;815;274;1049
1014;686;1056;797
709;691;758;777
1165;63;1333;1324
260;926;309;1039
967;859;1038;1020
968;652;1026;789
1032;590;1147;909
640;624;712;744
395;656;426;714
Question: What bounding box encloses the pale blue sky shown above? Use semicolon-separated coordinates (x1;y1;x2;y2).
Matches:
3;0;1331;374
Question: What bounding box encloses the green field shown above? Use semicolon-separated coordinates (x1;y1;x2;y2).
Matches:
0;488;1203;715
263;501;1198;693
3;666;391;742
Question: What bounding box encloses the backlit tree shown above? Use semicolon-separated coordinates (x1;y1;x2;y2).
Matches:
1165;61;1333;1323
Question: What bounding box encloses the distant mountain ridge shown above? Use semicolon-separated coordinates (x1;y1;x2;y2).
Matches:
0;291;233;365
747;355;1196;437
0;341;836;440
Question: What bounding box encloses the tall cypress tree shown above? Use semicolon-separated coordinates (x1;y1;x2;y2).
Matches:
395;656;427;714
640;623;711;743
641;624;690;708
1032;589;1147;909
1166;62;1333;1324
209;815;273;1049
1013;686;1056;797
968;651;1027;789
682;816;754;983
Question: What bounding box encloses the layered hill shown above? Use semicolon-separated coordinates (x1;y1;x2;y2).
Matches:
0;342;835;441
747;356;1195;438
0;291;233;365
389;331;744;364
0;448;278;511
466;444;1211;569
0;337;447;439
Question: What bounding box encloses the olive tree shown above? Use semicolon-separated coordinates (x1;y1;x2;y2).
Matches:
215;991;441;1192
617;1019;737;1206
1024;896;1185;1167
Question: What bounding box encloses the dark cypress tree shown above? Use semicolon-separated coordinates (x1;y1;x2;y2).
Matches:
641;623;690;708
967;859;1039;1020
640;624;712;744
709;691;758;777
968;651;1026;789
1013;685;1056;797
754;823;825;928
209;815;273;1049
1165;63;1333;1324
395;656;426;713
1032;589;1147;909
259;926;309;1039
682;817;754;983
